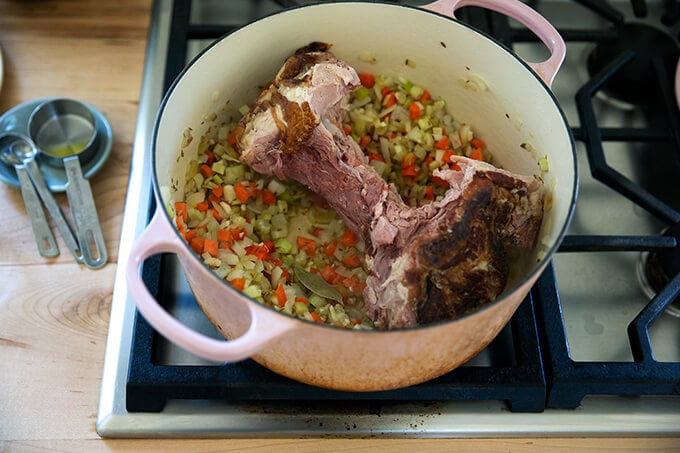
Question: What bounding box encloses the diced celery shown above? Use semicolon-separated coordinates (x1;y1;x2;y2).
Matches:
238;104;251;116
211;160;226;175
417;117;432;131
222;164;245;184
308;293;327;308
369;159;388;176
275;238;293;254
355;86;371;100
217;125;229;142
293;302;308;316
409;85;424;99
243;285;262;299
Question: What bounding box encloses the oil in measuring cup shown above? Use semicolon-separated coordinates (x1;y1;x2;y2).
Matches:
29;98;108;269
34;112;95;159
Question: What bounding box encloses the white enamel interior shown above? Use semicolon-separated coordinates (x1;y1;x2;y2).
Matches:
155;2;575;286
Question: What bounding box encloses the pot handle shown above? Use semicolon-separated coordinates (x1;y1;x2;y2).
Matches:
126;208;297;363
422;0;566;87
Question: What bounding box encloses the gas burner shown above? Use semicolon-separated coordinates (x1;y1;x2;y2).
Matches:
640;223;680;317
586;23;679;107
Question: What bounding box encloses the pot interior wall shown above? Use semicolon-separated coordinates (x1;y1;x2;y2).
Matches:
155;3;575;287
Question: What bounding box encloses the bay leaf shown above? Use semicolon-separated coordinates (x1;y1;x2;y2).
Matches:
294;266;342;303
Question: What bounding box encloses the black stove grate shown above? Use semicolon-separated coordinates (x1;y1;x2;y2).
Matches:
126;0;680;414
539;9;680;407
128;258;547;413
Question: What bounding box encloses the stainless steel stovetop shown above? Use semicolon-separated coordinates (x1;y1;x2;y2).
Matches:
97;0;680;437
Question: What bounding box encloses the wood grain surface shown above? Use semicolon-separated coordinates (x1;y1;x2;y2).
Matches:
0;1;677;451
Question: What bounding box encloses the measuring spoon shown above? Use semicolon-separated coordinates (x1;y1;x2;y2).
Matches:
1;133;84;264
29;99;108;269
0;134;59;258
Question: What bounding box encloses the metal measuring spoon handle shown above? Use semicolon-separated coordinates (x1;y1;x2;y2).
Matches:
23;157;85;264
63;155;107;269
15;164;59;258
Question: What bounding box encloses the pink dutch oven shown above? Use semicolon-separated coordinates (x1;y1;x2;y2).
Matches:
126;0;577;391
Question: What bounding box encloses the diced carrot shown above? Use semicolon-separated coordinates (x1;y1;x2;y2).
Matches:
342;124;352;135
424;185;434;200
211;208;223;222
199;164;214;178
205;150;215;166
469;147;484;161
451;163;462;171
217;229;233;242
368;153;384;162
432;175;450;187
234;181;253;203
442;149;455;164
227;130;237;146
470;138;486;149
419;90;431;102
339;229;358;246
320;265;338;284
342;275;365;295
435;136;450;150
409;102;421;120
195;202;209;212
203;239;219;257
359;136;371;147
190;236;205;254
383;92;397;108
324;240;337;257
261;189;277;205
381;86;392;97
275;283;287;307
230;227;246;241
229;278;246;291
310;312;323;323
358;73;375;88
401;153;416;168
295;296;309;304
281;268;291;282
263;240;276;253
342;254;361;268
174;202;188;222
211;184;223;198
246;244;270;260
185;229;198;241
401;165;418;178
297;236;316;255
266;256;283;266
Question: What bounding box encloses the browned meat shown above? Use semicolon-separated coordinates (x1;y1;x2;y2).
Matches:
235;44;545;329
364;157;544;328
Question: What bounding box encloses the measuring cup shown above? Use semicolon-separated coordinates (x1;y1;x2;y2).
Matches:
0;133;84;263
29;98;108;269
0;134;59;258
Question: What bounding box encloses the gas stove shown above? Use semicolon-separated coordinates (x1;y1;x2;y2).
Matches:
97;0;680;437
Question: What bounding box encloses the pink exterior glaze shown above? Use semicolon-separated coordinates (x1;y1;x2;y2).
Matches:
126;210;298;362
423;0;566;87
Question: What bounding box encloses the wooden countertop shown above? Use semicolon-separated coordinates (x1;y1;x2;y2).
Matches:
0;1;676;451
